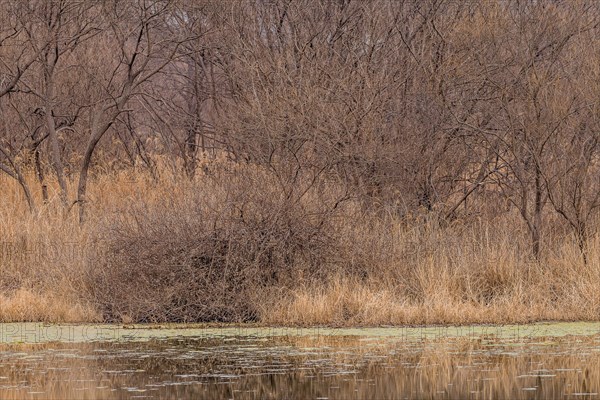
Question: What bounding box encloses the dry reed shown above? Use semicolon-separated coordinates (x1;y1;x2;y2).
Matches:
1;165;599;325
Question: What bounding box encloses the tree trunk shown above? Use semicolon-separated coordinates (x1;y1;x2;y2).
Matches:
34;149;48;204
0;163;35;213
77;112;116;224
576;222;588;265
532;167;544;260
45;78;69;207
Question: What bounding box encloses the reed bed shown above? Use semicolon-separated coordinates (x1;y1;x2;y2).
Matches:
0;167;599;325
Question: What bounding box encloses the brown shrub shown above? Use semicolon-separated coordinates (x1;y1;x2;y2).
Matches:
86;168;344;322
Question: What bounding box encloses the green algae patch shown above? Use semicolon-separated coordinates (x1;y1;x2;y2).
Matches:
0;321;598;344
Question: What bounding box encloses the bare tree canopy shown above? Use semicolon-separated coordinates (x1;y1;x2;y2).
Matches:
2;0;600;261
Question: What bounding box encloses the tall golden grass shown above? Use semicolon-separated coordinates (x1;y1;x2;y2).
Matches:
0;165;599;325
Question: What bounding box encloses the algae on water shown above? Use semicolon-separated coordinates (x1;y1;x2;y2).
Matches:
0;321;599;344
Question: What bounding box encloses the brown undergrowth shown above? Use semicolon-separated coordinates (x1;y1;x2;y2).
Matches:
0;166;599;325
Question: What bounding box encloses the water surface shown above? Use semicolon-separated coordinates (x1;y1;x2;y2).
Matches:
0;322;598;399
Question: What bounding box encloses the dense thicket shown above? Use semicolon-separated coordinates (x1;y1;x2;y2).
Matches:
2;0;600;263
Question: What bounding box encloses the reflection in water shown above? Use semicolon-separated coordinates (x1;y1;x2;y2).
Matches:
0;332;599;399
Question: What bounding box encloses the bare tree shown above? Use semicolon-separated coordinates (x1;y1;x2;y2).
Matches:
448;1;593;259
76;0;188;222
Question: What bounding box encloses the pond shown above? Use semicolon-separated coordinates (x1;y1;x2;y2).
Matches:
0;322;599;399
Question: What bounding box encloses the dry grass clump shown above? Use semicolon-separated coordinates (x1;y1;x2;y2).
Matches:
264;220;600;325
0;174;97;323
0;289;97;323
